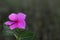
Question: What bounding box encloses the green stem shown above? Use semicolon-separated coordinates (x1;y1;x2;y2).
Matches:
14;34;21;40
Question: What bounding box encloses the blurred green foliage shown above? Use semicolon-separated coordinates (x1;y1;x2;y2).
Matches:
2;25;33;40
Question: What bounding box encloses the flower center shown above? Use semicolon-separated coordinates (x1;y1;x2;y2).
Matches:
15;20;19;23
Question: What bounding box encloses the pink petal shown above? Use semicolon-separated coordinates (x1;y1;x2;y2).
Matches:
17;12;26;21
8;13;17;21
4;21;13;25
17;21;26;29
9;24;17;30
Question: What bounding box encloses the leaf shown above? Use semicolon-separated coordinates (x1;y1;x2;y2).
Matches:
15;30;34;40
2;25;14;36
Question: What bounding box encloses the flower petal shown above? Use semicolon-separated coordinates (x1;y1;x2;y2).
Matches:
17;12;26;21
9;24;17;30
8;13;17;21
17;21;26;29
4;21;13;25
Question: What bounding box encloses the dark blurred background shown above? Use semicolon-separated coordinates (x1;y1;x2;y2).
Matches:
0;0;60;40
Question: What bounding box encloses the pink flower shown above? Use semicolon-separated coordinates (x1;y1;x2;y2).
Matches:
4;12;26;30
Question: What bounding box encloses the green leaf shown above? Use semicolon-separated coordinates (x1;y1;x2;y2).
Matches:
2;25;14;36
15;30;34;40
